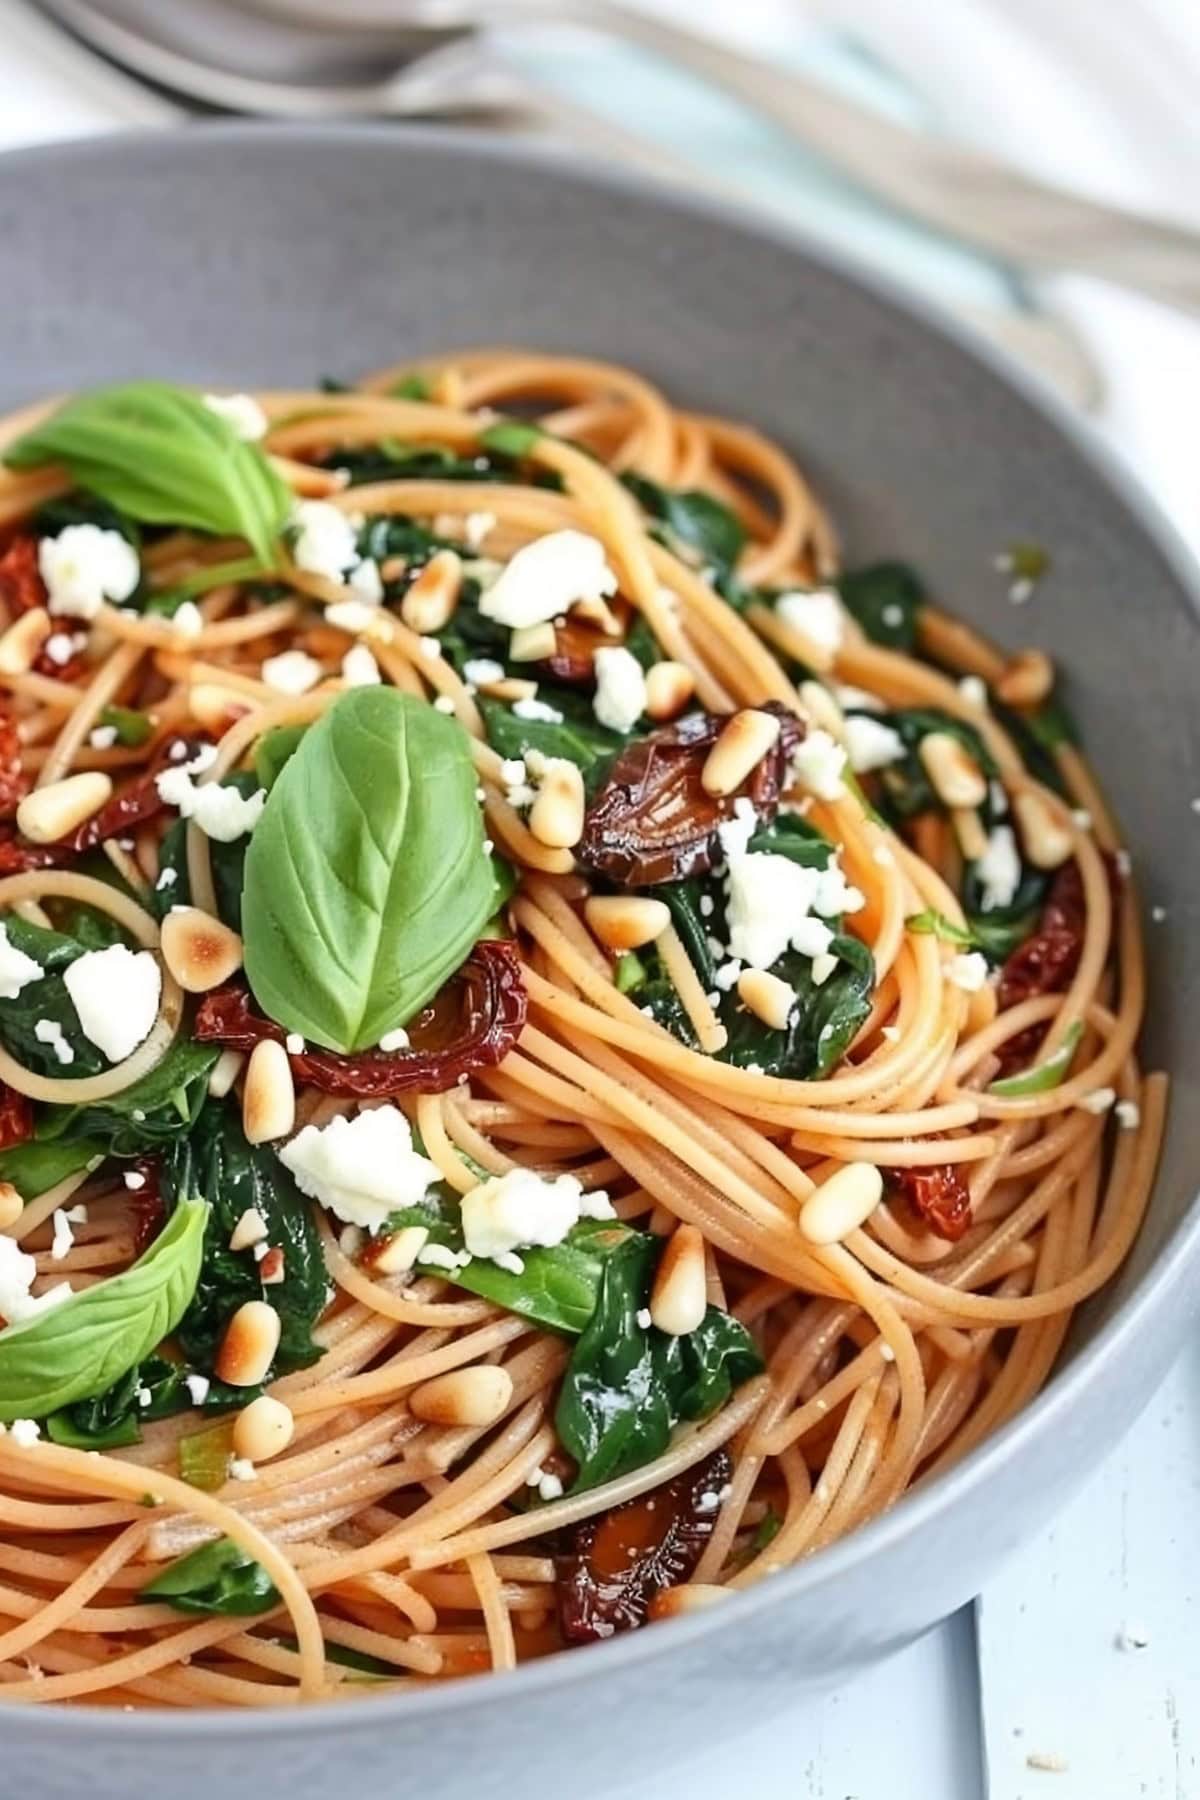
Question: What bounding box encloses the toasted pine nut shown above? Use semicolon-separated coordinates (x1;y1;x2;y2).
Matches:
737;968;796;1031
207;1048;245;1099
16;771;112;844
649;1223;707;1336
994;647;1054;708
529;759;585;849
160;905;243;994
648;1584;730;1622
0;1181;22;1230
215;1300;281;1386
571;594;622;636
409;1365;514;1427
477;675;538;702
0;607;51;675
400;549;462;634
372;1225;430;1276
232;1394;294;1463
701;709;781;797
584;895;670;952
797;679;846;740
189;682;254;734
951;807;988;862
509;622;557;663
229;1207;268;1253
242;1040;295;1144
644;660;696;721
799;1163;884;1245
1013;791;1073;869
919;732;987;809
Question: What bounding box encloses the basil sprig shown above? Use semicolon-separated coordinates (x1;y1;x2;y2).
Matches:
5;382;289;565
0;1198;207;1421
241;689;500;1052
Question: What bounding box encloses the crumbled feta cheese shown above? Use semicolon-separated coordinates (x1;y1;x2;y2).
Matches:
9;1419;40;1448
959;675;988;707
63;944;161;1063
813;863;865;918
872;843;894;866
512;696;563;723
945;952;989;993
155;765;266;842
537;1472;564;1502
418;636;442;660
262;649;321;695
170;601;204;640
88;724;119;750
726;853;822;969
64;1204;88;1225
433;695;456;714
1072;808;1093;830
43;631;81;667
811;952;839;986
636;1308;653;1329
792;916;835;959
325;599;379;636
34;1018;74;1066
0;1236;71;1325
976;825;1022;911
462;657;505;687
0;924;44;1001
123;1170;147;1191
990;780;1009;817
378;1028;409;1053
284;1033;305;1055
289;500;360;580
203;391;268;440
699;895;715;920
714;959;742;992
716;795;758;866
592;646;647;733
464;510;496;549
775;588;844;660
347;558;383;604
1115;1100;1141;1131
341;643;380;686
790;728;847;800
417;1243;470;1272
50;1209;74;1261
1151;904;1167;923
184;1373;211;1406
461;1168;614;1266
1080;1086;1116;1115
834;684;884;713
280;1105;440;1231
228;1458;256;1482
478;530;617;629
38;525;139;620
844;715;905;773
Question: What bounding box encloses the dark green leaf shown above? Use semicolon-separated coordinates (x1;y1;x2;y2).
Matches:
150;773;260;932
0;1135;103;1201
873;707;996;822
989;1020;1083;1096
624;474;746;577
390;374;431;400
39;1035;222;1154
477;692;627;783
141;1537;279;1617
837;562;924;651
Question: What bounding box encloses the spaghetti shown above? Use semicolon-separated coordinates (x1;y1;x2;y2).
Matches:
0;350;1163;1708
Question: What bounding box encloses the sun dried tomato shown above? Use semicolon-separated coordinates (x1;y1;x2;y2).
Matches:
886;1163;972;1242
0;733;205;874
0;714;29;821
195;939;527;1096
0;1081;33;1153
126;1158;165;1256
994;856;1121;1073
579;702;802;887
538;601;634;686
0;534;46;617
557;1449;732;1644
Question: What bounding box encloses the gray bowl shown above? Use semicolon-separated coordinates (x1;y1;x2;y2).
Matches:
2;125;1197;1800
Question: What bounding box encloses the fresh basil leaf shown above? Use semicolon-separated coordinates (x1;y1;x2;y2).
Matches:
150;773;260;931
988;1021;1083;1096
837;562;923;651
0;1198;207;1421
39;1035;221;1153
624;474;746;578
0;1135;103;1201
242;689;497;1051
906;909;978;948
141;1537;279;1618
555;1234;762;1491
163;1102;329;1377
97;703;154;748
6;382;290;565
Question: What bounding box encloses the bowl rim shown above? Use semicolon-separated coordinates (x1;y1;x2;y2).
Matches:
2;116;1198;1738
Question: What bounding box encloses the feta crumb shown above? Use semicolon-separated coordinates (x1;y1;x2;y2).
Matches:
34;1018;75;1066
155;765;266;842
713;959;742;992
536;1471;564;1502
203;391;268;440
9;1419;40;1448
478;530;617;629
39;524;139;620
843;715;905;773
813;862;865;918
228;1458;256;1482
262;649;322;695
945;952;989;993
636;1308;653;1329
726;852;825;969
1072;808;1092;830
284;1033;305;1055
325;599;379;636
461;1168;614;1265
417;1243;470;1272
347;557;383;604
341;642;380;686
0;923;44;1000
775;588;844;661
1151;904;1167;923
50;1209;74;1261
43;631;80;667
289;500;360;580
512;696;563;723
280;1105;440;1231
881;1025;901;1043
0;1236;72;1326
872;843;894;866
1079;1086;1116;1115
790;728;847;800
958;675;988;707
699;894;715;918
170;601;204;640
1025;1753;1068;1773
464;510;496;549
418;636;442;660
592;645;647;733
184;1374;211;1406
88;724;119;750
123;1170;147;1191
976;825;1022;911
63;944;161;1064
433;695;456;714
833;683;884;713
64;1204;88;1225
1115;1100;1140;1131
379;1027;409;1053
459;658;502;689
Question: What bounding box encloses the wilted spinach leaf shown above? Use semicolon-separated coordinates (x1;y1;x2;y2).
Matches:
837;561;924;651
39;1036;221;1154
870;706;996;822
477;692;627;783
623;474;746;578
141;1537;279;1617
149;772;261;931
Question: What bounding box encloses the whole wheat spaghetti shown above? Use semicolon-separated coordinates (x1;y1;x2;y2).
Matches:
0;351;1163;1708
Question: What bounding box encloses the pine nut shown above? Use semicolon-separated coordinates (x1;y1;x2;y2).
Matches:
409;1365;514;1427
478;675;538;702
400;550;462;634
189;682;253;734
644;660;695;721
207;1048;244;1099
16;771;112;844
160;905;243;994
584;895;671;951
798;679;846;740
373;1225;430;1275
994;647;1054;708
647;1584;730;1622
0;606;51;675
701;709;781;797
242;1040;295;1144
649;1223;707;1336
799;1163;884;1245
951;807;988;862
229;1207;268;1253
509;622;557;663
215;1300;281;1386
529;759;585;849
232;1394;294;1463
1013;791;1074;869
0;1181;22;1230
737;968;796;1031
919;732;987;809
572;595;622;636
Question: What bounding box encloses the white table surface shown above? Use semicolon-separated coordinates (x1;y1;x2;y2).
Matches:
2;4;1198;1793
